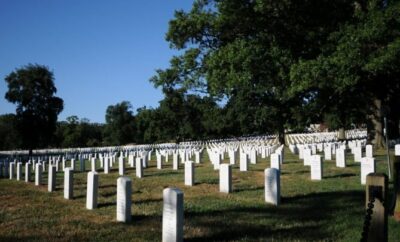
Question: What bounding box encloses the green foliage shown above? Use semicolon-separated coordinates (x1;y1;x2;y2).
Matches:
4;64;64;149
151;0;357;142
0;114;21;150
104;101;136;145
290;0;400;139
55;116;104;148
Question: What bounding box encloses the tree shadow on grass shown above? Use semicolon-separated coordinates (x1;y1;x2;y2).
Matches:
100;192;115;198
324;173;356;179
98;202;115;208
145;171;181;178
99;184;116;189
185;190;364;241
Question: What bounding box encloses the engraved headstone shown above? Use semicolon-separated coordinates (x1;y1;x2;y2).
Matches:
395;144;400;156
264;168;280;206
184;161;194;186
219;164;232;193
324;146;332;161
162;188;184;242
117;176;132;223
335;148;346;168
361;157;376;185
270;153;281;170
310;155;323;180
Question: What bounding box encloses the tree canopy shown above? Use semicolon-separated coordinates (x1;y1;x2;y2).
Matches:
150;0;359;143
4;64;64;150
104;101;136;145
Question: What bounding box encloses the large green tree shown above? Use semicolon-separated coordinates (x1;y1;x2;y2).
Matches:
290;0;400;147
104;101;136;145
0;114;21;150
4;64;64;150
151;0;356;144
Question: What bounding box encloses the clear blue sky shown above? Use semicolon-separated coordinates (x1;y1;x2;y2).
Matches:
0;0;193;123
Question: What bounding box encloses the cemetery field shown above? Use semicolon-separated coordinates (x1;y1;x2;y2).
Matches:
1;149;399;242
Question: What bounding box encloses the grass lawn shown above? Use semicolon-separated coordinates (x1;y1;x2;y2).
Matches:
0;148;399;241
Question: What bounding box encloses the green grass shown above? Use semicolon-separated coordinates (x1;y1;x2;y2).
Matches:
0;148;399;241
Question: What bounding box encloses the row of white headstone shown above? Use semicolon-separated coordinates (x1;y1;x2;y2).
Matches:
291;142;379;184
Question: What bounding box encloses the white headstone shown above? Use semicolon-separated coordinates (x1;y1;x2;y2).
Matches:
239;152;248;171
354;146;362;162
173;154;179;170
25;163;30;182
35;163;42;186
303;149;312;166
365;145;373;158
395;144;400;156
117;177;132;223
119;156;125;175
64;168;74;199
335;148;346;168
250;149;257;164
219;164;232;193
129;155;135;167
184;161;194;186
157;154;163;170
264;168;280;206
91;158;96;172
270;153;281;170
16;162;22;181
324;146;332;161
71;158;75;170
48;165;56;192
229;150;236;165
361;157;376;185
310;155;323;180
162;188;184;242
104;157;110;174
86;171;98;209
62;158;66;171
195;152;201;164
9;162;15;180
136;158;143;178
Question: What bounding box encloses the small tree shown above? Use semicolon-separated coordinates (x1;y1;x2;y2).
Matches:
104;101;136;145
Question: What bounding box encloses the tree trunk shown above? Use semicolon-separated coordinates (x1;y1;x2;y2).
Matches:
370;98;385;149
278;125;285;146
338;128;346;141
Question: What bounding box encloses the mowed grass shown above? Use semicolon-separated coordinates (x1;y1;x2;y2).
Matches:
0;148;399;242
